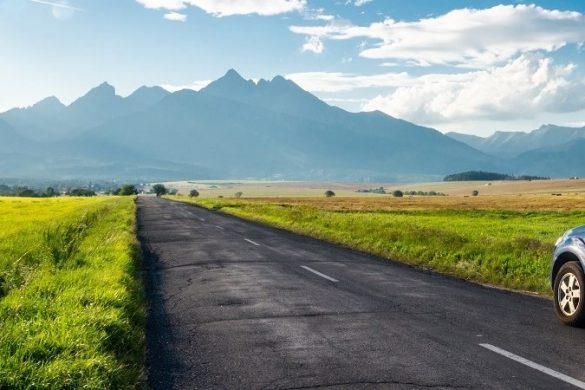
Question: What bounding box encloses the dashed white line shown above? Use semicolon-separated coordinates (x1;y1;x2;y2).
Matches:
199;218;206;222
215;226;224;230
300;266;339;283
244;238;260;246
479;344;585;389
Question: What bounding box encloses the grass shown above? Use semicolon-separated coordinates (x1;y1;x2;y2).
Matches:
168;195;585;295
0;196;144;389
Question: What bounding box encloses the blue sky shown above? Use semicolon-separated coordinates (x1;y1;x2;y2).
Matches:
1;0;585;135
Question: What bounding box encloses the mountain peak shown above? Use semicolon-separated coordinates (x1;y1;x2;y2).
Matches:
200;69;255;98
32;96;65;111
224;68;244;80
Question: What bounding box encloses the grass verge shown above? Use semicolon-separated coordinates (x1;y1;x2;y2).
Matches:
168;195;585;295
0;197;144;389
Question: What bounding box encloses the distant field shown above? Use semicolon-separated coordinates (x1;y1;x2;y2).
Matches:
169;194;585;295
0;197;144;389
163;178;585;198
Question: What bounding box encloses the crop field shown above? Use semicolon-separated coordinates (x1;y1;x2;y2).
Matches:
170;194;585;295
0;197;144;389
163;178;585;198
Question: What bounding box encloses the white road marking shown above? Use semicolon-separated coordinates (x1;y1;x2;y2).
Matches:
199;218;206;222
244;238;260;246
301;266;339;283
479;344;585;389
215;226;224;230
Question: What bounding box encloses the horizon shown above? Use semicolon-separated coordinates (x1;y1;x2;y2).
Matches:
2;0;585;136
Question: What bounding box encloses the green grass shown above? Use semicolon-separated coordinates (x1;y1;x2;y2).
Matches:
0;197;144;389
170;196;585;295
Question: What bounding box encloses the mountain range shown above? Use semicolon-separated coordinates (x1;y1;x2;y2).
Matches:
0;69;583;181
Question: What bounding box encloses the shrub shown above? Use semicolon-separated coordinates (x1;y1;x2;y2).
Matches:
392;190;404;198
234;192;243;199
472;190;479;196
189;189;199;198
324;190;336;198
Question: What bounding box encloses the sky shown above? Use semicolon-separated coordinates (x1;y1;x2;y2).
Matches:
1;0;585;136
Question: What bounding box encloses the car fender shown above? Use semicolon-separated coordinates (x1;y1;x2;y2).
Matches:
552;237;585;287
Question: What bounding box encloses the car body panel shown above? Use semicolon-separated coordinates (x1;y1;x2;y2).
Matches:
552;225;585;287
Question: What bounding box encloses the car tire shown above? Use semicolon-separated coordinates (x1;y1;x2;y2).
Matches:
554;261;585;327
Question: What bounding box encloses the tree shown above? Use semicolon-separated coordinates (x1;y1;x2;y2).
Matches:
45;187;57;197
114;185;138;196
324;190;335;198
392;190;404;198
472;190;479;196
234;192;243;199
189;189;199;198
67;188;96;197
152;184;167;197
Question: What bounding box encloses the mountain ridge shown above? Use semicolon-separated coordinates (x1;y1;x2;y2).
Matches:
0;69;582;180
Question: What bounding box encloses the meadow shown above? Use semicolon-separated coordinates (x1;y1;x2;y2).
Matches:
0;197;144;389
170;194;585;295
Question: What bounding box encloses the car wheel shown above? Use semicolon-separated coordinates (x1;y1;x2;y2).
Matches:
554;261;585;327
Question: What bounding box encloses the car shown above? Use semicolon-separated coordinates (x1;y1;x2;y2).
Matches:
552;225;585;326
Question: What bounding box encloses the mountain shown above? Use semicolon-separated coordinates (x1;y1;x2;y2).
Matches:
0;84;170;141
67;70;495;181
16;69;585;181
447;125;585;158
512;139;585;177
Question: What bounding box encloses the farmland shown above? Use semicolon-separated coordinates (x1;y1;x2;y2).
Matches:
169;194;585;295
0;197;144;389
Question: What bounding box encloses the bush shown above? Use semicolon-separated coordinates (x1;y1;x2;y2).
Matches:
234;192;243;199
472;190;479;196
392;190;404;198
189;189;200;198
324;190;336;198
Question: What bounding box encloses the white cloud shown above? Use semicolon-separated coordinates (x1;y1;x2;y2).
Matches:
301;36;324;53
362;55;585;123
346;0;372;6
137;0;305;17
286;71;410;92
290;4;585;68
160;80;211;92
164;11;187;21
29;0;82;19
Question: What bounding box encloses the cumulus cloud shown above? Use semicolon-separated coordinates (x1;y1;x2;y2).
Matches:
137;0;305;17
362;55;585;123
286;71;410;92
164;11;187;21
290;4;585;68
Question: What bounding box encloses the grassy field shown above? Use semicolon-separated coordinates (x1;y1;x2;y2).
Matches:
169;195;585;295
0;197;144;389
162;178;585;197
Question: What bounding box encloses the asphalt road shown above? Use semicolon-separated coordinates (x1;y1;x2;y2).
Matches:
138;197;585;389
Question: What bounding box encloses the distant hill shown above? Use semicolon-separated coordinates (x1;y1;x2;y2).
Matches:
447;125;585;158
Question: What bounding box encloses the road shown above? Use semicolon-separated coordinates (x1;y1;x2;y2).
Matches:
138;197;585;389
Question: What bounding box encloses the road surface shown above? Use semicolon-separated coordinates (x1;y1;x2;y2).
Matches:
138;197;585;389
